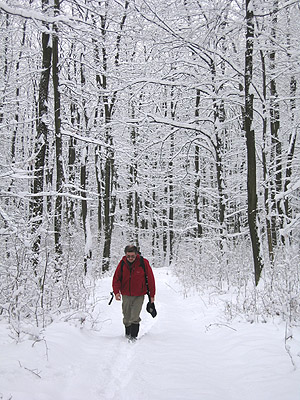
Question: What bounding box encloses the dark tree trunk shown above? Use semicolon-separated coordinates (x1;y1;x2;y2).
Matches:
194;89;203;238
127;93;140;245
80;145;90;275
66;61;78;225
95;144;104;234
31;0;52;272
211;59;226;245
100;2;129;272
244;0;263;285
79;52;92;275
67;134;76;224
53;0;64;271
269;0;283;245
260;49;273;261
102;129;116;272
11;21;27;165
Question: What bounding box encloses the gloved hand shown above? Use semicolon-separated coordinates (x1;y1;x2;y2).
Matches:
146;301;157;318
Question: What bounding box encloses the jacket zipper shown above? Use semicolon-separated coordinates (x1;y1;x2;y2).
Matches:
129;268;132;295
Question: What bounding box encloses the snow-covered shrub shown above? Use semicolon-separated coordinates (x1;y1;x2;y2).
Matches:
172;237;300;324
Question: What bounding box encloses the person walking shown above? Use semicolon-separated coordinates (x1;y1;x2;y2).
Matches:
112;245;156;340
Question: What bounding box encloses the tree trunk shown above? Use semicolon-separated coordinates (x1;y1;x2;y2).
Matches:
284;78;297;221
95;145;104;235
100;2;129;272
194;89;203;238
0;13;9;124
11;21;27;165
67;134;76;224
269;0;283;244
211;59;226;245
244;0;263;286
31;0;52;272
168;91;176;261
284;9;297;222
80;145;91;275
127;94;140;245
98;9;111;273
93;19;104;238
102;129;116;272
168;129;175;262
79;53;92;275
66;57;78;225
260;49;273;261
53;0;64;272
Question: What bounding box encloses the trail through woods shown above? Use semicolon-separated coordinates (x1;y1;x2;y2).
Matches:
0;268;299;400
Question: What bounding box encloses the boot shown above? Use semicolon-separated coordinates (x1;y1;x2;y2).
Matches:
130;323;139;339
125;325;131;338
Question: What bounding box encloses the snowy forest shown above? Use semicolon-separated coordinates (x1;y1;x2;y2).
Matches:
0;0;300;332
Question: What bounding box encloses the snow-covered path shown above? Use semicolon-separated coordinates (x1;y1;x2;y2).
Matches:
0;268;299;400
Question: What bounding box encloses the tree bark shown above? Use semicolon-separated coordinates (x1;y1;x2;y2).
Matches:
211;59;226;245
53;0;64;271
31;0;52;272
260;49;273;261
100;2;129;272
284;8;297;222
194;89;203;238
269;0;283;244
128;95;140;245
244;0;263;285
168;90;176;261
79;52;92;275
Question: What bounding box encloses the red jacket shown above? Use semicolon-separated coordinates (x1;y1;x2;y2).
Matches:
112;254;156;298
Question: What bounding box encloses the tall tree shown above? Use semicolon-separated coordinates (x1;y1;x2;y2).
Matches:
31;0;52;272
194;88;203;239
99;0;129;272
259;46;273;260
127;92;140;245
269;0;283;246
79;51;92;276
53;0;64;271
244;0;263;285
284;6;298;225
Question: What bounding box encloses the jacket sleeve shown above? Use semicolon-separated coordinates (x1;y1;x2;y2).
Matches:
145;259;156;298
112;261;122;295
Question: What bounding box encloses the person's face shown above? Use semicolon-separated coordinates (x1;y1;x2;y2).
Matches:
126;251;137;262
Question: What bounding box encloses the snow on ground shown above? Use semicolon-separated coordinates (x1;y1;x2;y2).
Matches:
0;267;299;400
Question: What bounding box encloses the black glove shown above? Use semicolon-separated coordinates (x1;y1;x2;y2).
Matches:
146;301;157;318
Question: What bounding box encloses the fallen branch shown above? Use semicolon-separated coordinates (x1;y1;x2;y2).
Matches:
205;323;237;332
285;323;296;370
18;361;42;378
32;338;49;362
164;282;178;293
